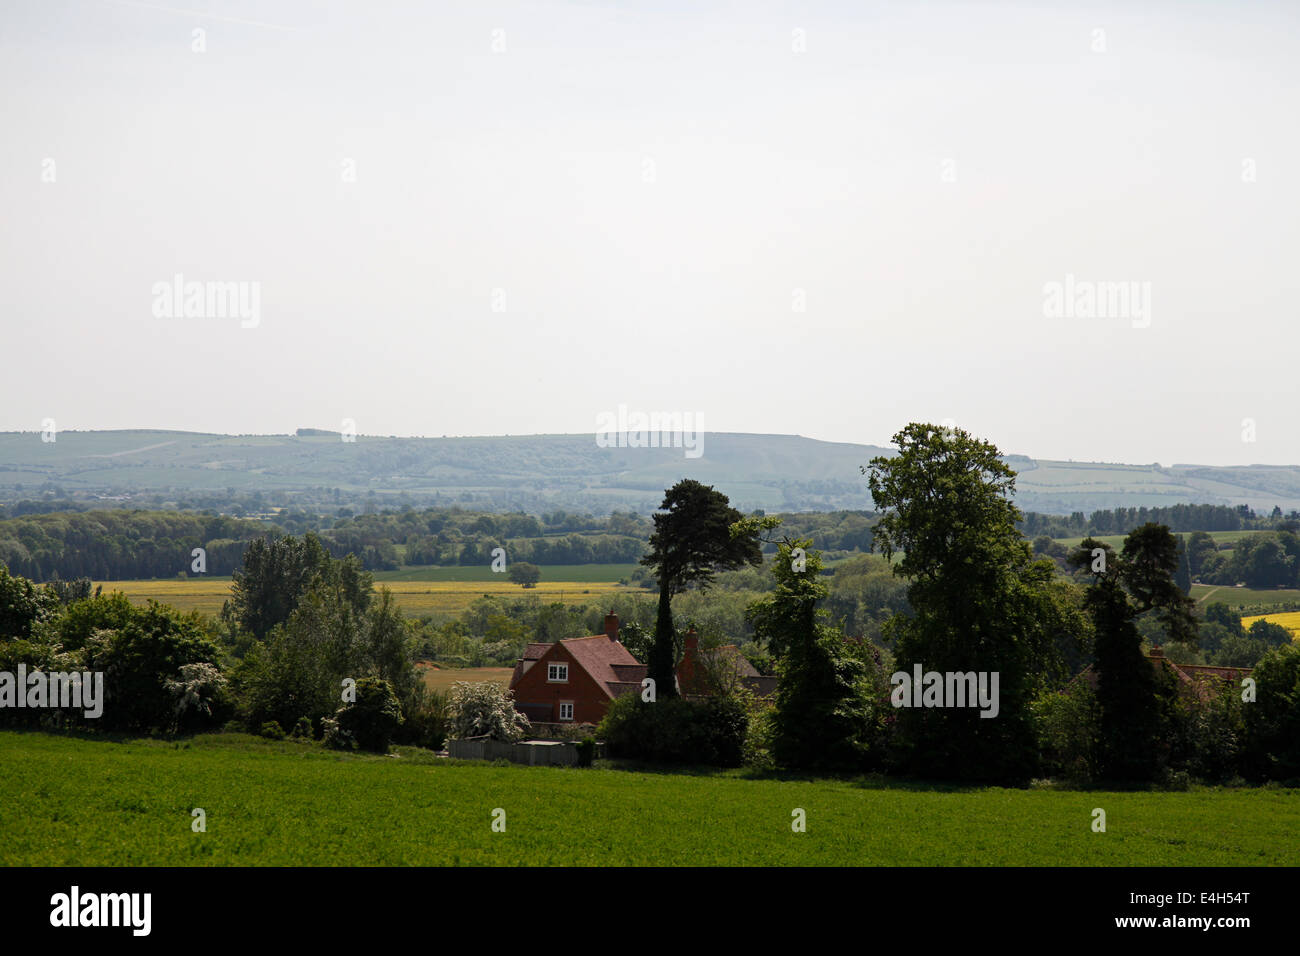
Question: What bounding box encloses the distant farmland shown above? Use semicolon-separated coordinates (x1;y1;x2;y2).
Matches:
1190;584;1300;608
93;572;647;618
374;563;640;584
1049;530;1300;609
418;665;515;693
1240;610;1300;640
1051;529;1266;551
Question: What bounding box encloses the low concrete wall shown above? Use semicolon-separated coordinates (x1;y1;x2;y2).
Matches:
446;737;517;761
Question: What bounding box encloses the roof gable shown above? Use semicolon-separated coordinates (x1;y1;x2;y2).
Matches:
561;635;641;697
512;633;643;699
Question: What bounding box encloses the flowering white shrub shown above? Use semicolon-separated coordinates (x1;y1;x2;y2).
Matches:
448;681;530;742
164;662;227;730
321;716;356;750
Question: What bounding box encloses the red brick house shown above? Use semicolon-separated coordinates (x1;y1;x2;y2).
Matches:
677;630;779;700
509;614;646;725
510;618;779;725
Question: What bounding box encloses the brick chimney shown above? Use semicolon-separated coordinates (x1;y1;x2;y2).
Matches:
604;613;620;642
684;627;699;654
677;627;701;695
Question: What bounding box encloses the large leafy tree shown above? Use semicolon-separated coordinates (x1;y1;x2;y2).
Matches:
866;423;1072;782
750;538;880;770
640;480;765;698
508;562;541;588
232;575;414;733
226;533;372;641
0;563;59;640
1242;643;1300;781
1069;523;1199;781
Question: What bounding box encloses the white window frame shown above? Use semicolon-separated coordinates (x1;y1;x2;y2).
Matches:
559;701;575;722
547;663;569;683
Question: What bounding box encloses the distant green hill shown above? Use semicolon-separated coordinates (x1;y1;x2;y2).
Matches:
2;429;1300;515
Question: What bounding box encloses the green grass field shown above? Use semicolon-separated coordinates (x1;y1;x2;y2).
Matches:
1051;530;1264;551
2;732;1295;866
1191;584;1300;607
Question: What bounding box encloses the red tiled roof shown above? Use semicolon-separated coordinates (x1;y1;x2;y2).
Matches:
700;645;760;678
1174;662;1251;681
510;642;552;685
560;634;643;699
1074;655;1251;700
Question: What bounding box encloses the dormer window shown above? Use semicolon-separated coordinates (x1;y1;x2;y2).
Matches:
548;663;569;683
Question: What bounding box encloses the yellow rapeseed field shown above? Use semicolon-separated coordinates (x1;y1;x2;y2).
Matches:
1240;610;1300;641
92;578;636;618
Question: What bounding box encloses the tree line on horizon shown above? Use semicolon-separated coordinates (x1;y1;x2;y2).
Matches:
2;494;1296;585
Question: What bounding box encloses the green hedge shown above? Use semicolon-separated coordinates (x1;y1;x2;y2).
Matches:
597;694;748;767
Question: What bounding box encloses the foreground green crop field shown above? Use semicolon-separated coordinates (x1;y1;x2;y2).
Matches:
2;733;1295;866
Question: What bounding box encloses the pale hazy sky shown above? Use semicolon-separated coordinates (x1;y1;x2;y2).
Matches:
2;0;1297;466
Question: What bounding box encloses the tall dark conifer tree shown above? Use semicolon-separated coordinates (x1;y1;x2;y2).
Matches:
640;480;763;698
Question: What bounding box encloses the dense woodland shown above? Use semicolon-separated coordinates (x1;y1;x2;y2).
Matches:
2;499;1299;586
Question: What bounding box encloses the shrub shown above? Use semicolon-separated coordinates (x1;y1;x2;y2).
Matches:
0;639;83;729
1031;678;1100;784
322;716;354;750
164;662;230;734
1242;643;1300;782
556;722;600;742
742;706;776;770
772;630;885;773
448;681;530;743
1158;768;1192;791
80;601;221;733
1165;677;1244;783
394;685;451;751
576;737;596;768
336;677;403;753
259;720;285;740
598;694;749;767
291;716;314;739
